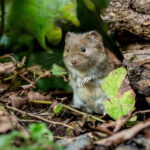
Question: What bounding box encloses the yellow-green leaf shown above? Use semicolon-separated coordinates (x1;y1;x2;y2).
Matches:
51;64;67;76
102;67;135;120
53;104;63;114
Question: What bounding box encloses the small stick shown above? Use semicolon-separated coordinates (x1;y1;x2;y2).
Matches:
6;105;73;129
133;110;150;116
95;119;150;146
19;74;34;85
61;104;105;122
4;74;16;81
28;100;105;122
29;100;52;105
17;119;41;123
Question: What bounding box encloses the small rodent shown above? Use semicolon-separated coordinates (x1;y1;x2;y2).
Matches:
64;31;121;114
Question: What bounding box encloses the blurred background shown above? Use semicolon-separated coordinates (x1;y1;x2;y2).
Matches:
0;0;116;92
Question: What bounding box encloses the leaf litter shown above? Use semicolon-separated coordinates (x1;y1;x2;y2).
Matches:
0;55;150;150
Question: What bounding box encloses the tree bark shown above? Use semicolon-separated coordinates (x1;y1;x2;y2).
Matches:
103;0;150;45
103;0;150;102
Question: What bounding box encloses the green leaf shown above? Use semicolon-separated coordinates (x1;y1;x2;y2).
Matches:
7;0;80;49
53;104;63;114
51;64;67;76
126;116;137;126
0;131;26;150
29;123;53;142
102;67;135;120
0;123;63;150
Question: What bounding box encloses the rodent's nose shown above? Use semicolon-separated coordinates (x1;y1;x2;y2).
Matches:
71;60;77;65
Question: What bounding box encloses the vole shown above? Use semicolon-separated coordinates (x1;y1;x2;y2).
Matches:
63;31;121;114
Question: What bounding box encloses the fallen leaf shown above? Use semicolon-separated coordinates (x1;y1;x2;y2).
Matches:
0;62;15;74
9;94;28;109
0;107;18;133
28;91;51;101
53;104;63;114
102;67;135;120
51;64;67;76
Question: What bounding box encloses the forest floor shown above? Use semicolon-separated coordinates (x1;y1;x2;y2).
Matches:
0;54;149;150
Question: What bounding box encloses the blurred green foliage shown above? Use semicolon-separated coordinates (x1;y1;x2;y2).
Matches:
6;0;79;49
0;0;111;91
0;123;63;150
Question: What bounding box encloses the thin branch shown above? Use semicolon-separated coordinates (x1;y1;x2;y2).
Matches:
133;110;150;116
28;100;105;123
6;105;73;129
29;100;52;105
95;119;150;146
17;119;41;123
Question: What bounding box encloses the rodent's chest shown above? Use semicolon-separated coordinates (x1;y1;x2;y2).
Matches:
77;81;103;101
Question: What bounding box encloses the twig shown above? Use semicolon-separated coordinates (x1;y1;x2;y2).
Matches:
17;119;41;123
6;105;73;129
133;110;150;116
4;74;16;81
19;74;34;85
0;0;5;37
28;100;105;122
29;100;52;105
89;124;112;136
61;104;105;123
95;119;150;146
113;110;133;133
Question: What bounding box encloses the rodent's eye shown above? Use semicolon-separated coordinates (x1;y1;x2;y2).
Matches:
81;47;86;52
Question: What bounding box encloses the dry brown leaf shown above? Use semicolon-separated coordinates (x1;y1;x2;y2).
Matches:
9;95;28;108
28;91;51;101
0;108;18;133
0;62;15;74
1;92;28;109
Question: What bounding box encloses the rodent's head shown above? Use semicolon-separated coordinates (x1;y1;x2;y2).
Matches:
64;31;106;71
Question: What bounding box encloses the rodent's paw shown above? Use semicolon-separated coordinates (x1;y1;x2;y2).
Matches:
81;76;92;85
95;101;106;114
77;76;95;87
72;95;86;109
85;107;93;114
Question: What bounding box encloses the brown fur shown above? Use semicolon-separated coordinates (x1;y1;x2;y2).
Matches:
63;31;121;114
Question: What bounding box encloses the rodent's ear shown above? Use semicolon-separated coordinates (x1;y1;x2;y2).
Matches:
85;31;102;43
65;32;72;39
65;32;72;43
